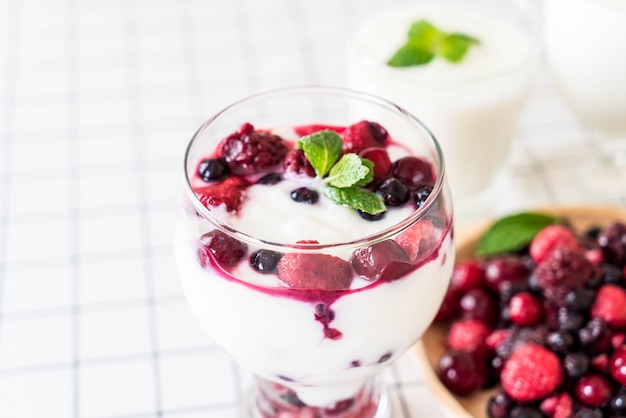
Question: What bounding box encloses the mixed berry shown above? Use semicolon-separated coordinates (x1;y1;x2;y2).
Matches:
191;120;444;293
432;217;626;417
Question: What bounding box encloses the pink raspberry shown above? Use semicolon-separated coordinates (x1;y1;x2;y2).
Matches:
341;120;388;154
591;284;626;329
501;343;563;403
530;224;581;263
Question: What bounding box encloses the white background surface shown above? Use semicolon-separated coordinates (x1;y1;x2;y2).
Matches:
1;0;625;417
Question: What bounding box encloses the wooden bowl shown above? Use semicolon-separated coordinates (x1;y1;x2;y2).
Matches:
413;206;626;418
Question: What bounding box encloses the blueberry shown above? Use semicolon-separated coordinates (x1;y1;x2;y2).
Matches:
357;209;386;221
546;330;575;355
486;391;512;418
197;158;230;182
256;172;282;185
250;249;282;274
565;287;596;312
290;187;319;204
558;307;584;332
611;388;626;414
601;263;623;285
575;408;603;418
509;406;543;418
375;177;410;206
564;352;590;379
413;184;433;208
585;226;602;240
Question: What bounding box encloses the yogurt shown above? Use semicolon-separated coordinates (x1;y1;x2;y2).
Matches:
174;122;454;409
544;0;626;139
346;2;540;217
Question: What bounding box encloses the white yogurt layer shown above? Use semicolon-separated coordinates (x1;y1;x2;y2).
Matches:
347;5;537;199
175;223;453;406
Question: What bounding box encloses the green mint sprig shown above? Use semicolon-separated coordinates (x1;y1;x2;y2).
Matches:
387;20;480;67
298;130;385;215
476;212;560;257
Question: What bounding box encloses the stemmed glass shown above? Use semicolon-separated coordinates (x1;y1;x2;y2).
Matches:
544;0;626;199
174;87;454;417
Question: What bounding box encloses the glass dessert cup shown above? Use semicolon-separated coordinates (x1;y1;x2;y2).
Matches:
346;0;541;227
544;0;626;200
174;87;455;418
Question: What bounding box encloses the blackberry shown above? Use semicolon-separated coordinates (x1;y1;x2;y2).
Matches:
219;123;288;176
197;158;230;182
597;222;626;266
290;187;319;204
250;249;282;274
375;177;410;206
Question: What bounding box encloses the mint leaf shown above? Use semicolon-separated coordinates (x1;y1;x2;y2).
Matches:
326;154;370;188
355;158;374;187
387;44;434;67
476;212;560;257
408;20;443;46
387;19;479;67
439;34;480;63
298;130;343;178
322;185;385;215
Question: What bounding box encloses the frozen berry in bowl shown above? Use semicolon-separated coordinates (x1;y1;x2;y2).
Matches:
341;120;388;154
417;208;626;418
436;350;485;396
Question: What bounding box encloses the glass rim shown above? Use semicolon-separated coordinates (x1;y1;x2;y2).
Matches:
182;85;448;252
347;0;542;88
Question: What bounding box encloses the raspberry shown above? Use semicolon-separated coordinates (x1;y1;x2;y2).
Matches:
449;260;485;293
394;220;434;262
540;393;573;418
350;239;411;282
501;343;563;403
341;120;388;154
194;176;250;212
534;247;593;305
530;224;581;263
293;124;345;137
446;319;491;358
597;222;626;266
486;329;509;351
283;149;315;177
591;284;626;329
219;123;288;176
277;253;352;290
358;147;392;182
197;230;247;268
509;292;543;327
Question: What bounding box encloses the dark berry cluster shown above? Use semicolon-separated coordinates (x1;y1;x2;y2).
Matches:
193;122;437;218
433;220;626;417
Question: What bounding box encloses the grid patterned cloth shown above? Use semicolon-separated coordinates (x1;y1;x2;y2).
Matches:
1;1;625;417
